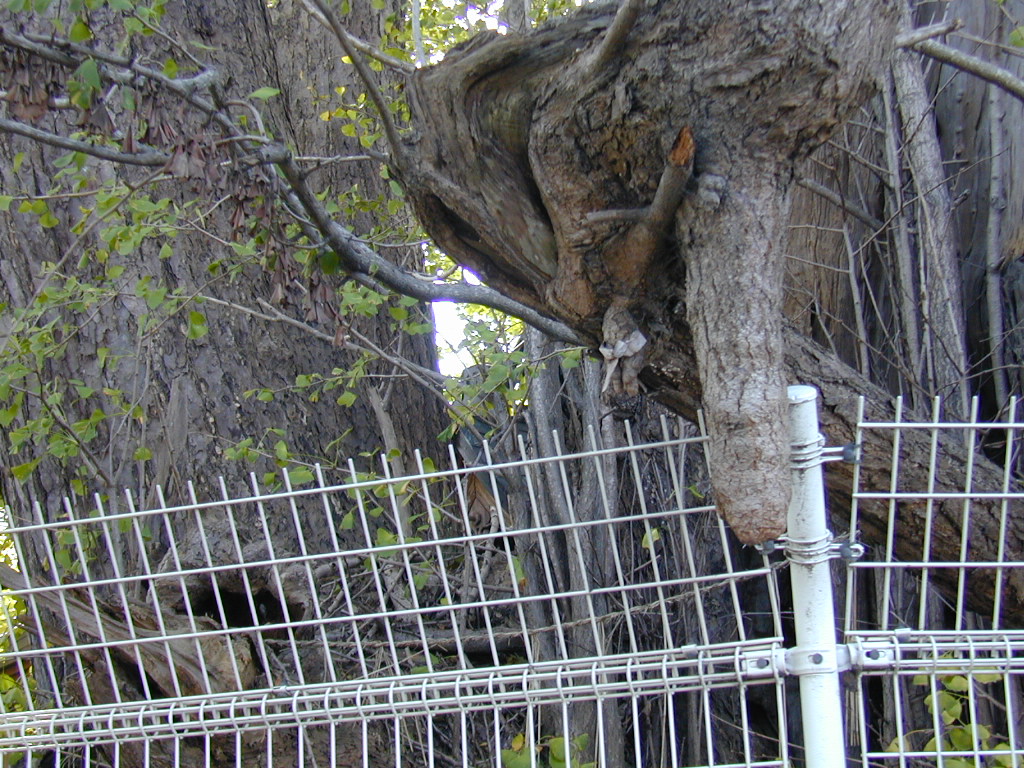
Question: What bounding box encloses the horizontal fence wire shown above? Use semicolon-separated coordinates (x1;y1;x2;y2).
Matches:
1;417;792;768
844;395;1024;767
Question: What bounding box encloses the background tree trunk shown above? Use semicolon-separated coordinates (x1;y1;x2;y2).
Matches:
0;1;443;764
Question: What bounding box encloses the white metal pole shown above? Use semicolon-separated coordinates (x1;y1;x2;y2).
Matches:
786;385;846;767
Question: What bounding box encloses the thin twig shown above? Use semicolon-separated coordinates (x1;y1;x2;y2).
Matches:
308;0;406;163
296;0;415;73
411;0;428;66
893;19;962;48
797;177;885;231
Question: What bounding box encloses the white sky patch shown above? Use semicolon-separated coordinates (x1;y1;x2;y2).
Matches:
432;300;474;377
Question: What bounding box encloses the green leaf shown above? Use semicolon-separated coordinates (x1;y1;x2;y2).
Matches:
548;737;567;763
318;248;340;274
336;390;357;407
500;748;533;768
249;87;281;100
287;466;314;486
185;310;208;339
500;749;532;768
1011;26;1024;47
0;195;12;212
11;458;40;483
162;57;178;78
133;446;153;461
641;527;661;549
69;18;93;41
943;674;970;692
75;58;102;91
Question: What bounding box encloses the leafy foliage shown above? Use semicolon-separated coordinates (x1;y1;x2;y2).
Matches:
884;668;1016;766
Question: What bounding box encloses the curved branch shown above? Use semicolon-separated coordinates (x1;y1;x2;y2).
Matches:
267;147;586;345
296;0;415;73
1;22;582;346
1;29;234;135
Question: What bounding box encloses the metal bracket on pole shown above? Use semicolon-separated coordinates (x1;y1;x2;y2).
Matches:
756;534;865;563
740;639;899;679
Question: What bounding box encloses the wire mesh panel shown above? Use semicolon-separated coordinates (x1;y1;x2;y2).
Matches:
844;396;1024;766
0;419;791;768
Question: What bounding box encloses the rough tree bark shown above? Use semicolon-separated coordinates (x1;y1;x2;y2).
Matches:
398;0;1024;623
0;0;442;764
402;0;899;544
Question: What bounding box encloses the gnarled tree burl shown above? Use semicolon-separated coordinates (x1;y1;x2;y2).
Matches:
401;0;897;544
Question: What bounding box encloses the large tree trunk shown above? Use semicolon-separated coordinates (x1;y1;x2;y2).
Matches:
0;0;443;764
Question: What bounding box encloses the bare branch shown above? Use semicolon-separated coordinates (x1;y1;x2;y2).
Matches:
0;117;168;166
411;0;427;66
797;177;885;231
296;0;415;73
270;148;586;345
1;28;235;135
590;0;644;73
908;38;1024;103
306;0;407;163
893;19;962;48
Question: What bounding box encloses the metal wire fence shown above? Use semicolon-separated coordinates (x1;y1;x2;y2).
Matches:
0;387;1021;767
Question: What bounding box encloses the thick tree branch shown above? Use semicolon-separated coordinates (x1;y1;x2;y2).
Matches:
269;148;586;345
589;0;643;73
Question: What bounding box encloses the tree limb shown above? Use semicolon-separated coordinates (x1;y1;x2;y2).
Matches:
589;0;643;73
295;0;415;73
908;38;1024;103
797;177;885;232
0;117;168;166
306;0;406;163
893;20;962;48
271;150;587;345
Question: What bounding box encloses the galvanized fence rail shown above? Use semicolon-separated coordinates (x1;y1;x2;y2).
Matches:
0;386;1021;767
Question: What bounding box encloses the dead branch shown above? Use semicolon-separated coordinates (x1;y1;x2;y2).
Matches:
908;38;1024;103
